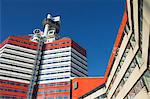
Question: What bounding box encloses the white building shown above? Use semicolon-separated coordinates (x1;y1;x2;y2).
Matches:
0;14;88;99
79;0;150;99
105;0;150;99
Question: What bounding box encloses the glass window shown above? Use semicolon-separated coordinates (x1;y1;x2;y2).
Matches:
139;0;143;48
64;95;69;99
124;24;130;34
73;82;78;90
125;77;145;99
124;72;130;82
135;50;143;67
134;80;143;94
56;96;63;99
95;94;106;99
143;70;150;91
130;60;136;72
128;88;136;99
130;33;136;48
48;97;54;99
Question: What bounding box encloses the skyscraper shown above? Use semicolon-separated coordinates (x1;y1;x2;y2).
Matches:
0;14;87;99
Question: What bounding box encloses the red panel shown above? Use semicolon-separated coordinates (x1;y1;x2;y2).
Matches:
38;85;70;91
104;10;128;80
72;77;105;98
0;80;29;98
17;35;32;40
0;38;9;48
44;43;71;50
0;84;28;91
0;36;38;50
37;92;70;99
71;40;86;57
0;91;27;97
44;38;86;56
36;81;70;98
0;79;29;87
7;40;38;49
44;38;72;50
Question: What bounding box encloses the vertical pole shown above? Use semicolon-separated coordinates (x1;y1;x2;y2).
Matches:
43;14;51;37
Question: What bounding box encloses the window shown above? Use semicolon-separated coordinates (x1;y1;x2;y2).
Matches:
130;33;136;48
74;82;78;90
130;59;136;72
95;94;107;99
139;0;143;48
56;96;63;99
107;42;132;96
134;79;143;94
135;50;143;67
143;70;150;91
64;95;69;99
128;88;136;99
48;97;54;99
48;29;55;35
124;24;130;34
124;78;145;99
112;56;139;98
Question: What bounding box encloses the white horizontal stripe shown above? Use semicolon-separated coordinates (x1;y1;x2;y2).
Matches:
0;76;30;83
41;61;71;69
71;68;86;77
71;57;87;69
71;48;87;60
38;79;70;84
72;52;87;64
1;53;35;63
2;48;36;59
71;63;87;74
0;58;34;69
42;57;71;64
5;44;37;54
0;63;32;74
40;67;71;74
43;52;71;59
39;73;70;79
44;47;71;55
0;70;31;79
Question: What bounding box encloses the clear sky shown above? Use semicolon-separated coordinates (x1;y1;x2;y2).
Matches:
0;0;125;76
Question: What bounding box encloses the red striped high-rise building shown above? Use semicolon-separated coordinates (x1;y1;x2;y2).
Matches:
0;14;87;99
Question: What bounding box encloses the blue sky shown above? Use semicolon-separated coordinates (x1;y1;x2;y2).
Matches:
0;0;125;76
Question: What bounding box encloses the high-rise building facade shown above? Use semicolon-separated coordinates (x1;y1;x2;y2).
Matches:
0;14;87;99
36;37;87;99
0;35;38;99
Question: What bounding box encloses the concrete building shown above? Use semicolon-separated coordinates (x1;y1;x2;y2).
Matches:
105;0;150;99
36;37;87;99
1;0;150;99
79;0;150;99
0;35;39;99
71;77;106;99
79;83;106;99
0;14;87;99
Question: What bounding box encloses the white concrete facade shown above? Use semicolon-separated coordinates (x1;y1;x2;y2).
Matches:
80;0;150;99
105;0;150;99
39;47;88;84
80;84;106;99
0;44;37;84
